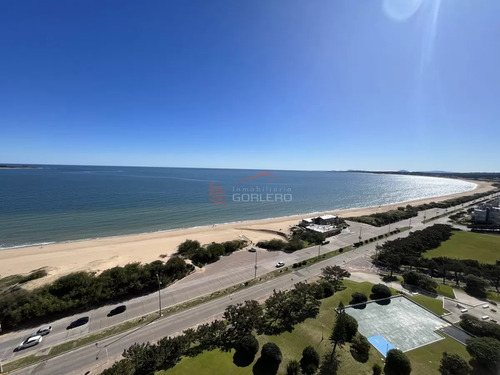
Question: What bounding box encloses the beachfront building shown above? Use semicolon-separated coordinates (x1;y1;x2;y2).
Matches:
299;215;341;236
472;204;500;226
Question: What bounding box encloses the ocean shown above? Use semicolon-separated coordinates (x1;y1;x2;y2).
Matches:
0;165;476;249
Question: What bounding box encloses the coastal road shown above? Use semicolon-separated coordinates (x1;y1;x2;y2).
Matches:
2;194;496;373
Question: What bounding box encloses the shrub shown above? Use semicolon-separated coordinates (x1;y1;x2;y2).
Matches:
371;284;392;299
300;346;320;375
384;349;411;375
351;333;370;361
350;292;368;305
439;352;470;375
372;363;382;375
286;360;300;375
261;342;282;364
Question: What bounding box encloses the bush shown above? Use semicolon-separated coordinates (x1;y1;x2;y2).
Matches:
300;346;320;375
350;292;368;305
439;352;470;375
372;363;382;375
371;284;392;299
351;333;370;362
0;257;193;331
256;239;287;251
261;342;283;365
286;360;300;375
384;349;411;375
382;275;398;282
177;239;201;256
234;334;259;367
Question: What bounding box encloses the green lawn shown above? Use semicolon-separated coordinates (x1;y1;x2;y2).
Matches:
436;284;455;299
423;231;500;264
406;333;470;375
157;280;465;375
408;294;447;315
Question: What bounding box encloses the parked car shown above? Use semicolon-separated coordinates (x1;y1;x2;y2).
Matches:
107;305;127;317
248;248;257;253
276;261;285;268
16;335;42;351
34;326;52;336
67;317;89;329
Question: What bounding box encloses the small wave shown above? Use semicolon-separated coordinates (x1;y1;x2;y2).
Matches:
0;241;56;250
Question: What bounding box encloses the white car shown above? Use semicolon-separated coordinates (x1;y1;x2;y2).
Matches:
34;326;52;336
16;335;42;351
276;261;285;268
460;308;468;313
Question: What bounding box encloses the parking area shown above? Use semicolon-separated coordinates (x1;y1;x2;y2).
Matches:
345;295;450;353
443;297;500;324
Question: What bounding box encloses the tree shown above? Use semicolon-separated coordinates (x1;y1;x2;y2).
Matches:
384;349;411;375
233;334;259;367
371;284;392;299
319;352;340;375
330;302;348;354
286;360;301;375
300;346;320;375
100;359;135;375
459;314;500;341
321;266;351;290
344;314;358;342
350;292;368;306
372;363;383;375
464;274;489;298
483;264;500;293
402;271;438;293
261;342;283;364
351;333;370;362
385;253;401;277
439;352;470;375
222;300;262;349
466;337;500;375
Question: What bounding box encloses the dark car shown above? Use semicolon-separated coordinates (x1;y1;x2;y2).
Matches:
107;305;127;317
248;248;257;252
67;316;89;329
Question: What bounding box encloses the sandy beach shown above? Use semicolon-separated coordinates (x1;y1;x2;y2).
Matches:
0;179;494;285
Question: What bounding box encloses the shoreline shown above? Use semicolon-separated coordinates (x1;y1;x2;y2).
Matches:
0;179;494;284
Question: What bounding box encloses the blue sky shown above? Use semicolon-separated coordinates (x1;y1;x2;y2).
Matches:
1;0;499;171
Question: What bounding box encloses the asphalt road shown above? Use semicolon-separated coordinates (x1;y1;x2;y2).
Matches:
2;194;497;374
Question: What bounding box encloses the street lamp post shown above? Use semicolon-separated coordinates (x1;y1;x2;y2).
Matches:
318;242;321;257
155;273;162;317
254;250;258;279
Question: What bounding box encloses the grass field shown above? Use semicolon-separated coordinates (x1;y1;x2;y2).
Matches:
157;280;463;375
436;284;455;299
406;333;470;374
407;294;447;315
423;231;500;264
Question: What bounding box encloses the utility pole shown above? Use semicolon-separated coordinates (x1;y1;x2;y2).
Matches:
359;226;362;241
155;273;162;317
318;242;321;257
254;250;258;279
